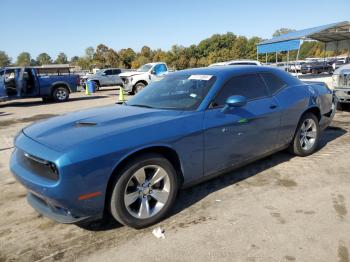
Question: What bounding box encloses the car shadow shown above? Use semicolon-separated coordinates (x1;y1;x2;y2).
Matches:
78;125;347;232
0;95;110;108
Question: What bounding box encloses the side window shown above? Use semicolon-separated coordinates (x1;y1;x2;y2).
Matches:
112;69;121;75
104;70;112;75
0;70;4;77
213;74;269;107
154;64;166;75
260;73;287;94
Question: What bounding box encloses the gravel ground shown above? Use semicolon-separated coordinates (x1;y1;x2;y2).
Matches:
0;87;349;262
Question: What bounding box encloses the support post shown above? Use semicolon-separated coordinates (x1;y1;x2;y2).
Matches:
265;53;267;64
295;40;301;77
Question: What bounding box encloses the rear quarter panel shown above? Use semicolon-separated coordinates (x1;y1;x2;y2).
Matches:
38;75;79;96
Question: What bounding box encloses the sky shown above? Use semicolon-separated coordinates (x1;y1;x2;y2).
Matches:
1;0;349;60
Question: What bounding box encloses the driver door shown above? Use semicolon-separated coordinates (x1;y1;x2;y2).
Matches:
203;73;281;176
0;69;7;100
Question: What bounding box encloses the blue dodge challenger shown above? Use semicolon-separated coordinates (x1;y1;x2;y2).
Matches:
10;66;336;228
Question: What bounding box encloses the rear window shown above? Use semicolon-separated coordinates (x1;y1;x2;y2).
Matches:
37;68;71;77
260;73;287;94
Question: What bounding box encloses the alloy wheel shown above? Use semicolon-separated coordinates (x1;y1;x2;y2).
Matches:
299;118;317;151
124;165;171;219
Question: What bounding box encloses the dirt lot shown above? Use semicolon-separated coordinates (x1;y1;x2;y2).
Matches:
0;88;350;262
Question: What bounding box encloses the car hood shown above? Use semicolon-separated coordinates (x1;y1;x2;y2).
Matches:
119;71;146;77
23;105;183;152
333;64;350;75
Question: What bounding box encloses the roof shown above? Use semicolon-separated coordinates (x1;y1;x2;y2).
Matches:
259;21;350;45
209;60;261;67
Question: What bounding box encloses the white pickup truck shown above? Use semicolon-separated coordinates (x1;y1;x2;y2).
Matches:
119;62;168;94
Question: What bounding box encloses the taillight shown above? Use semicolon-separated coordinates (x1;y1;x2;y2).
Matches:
77;76;80;85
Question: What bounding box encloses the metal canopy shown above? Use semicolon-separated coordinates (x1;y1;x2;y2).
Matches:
257;21;350;54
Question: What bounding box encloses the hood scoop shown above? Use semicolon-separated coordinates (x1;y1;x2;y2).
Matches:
74;121;98;127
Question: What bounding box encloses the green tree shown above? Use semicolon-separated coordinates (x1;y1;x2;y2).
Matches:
55;52;68;64
36;53;52;65
118;48;136;68
0;51;11;67
272;28;295;37
94;44;110;68
16;52;31;66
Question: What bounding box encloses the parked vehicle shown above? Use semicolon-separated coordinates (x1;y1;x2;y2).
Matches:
333;63;350;109
209;59;261;67
119;62;168;94
288;61;306;73
0;66;79;103
300;62;333;74
11;66;336;228
80;68;124;90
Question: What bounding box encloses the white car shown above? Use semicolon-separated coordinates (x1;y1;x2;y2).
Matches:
119;62;168;94
208;60;262;67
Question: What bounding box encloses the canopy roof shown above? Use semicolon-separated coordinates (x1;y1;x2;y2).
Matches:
257;21;350;54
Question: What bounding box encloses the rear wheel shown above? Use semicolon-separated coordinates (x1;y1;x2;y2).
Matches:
289;112;320;156
109;153;179;228
93;81;101;91
53;86;69;102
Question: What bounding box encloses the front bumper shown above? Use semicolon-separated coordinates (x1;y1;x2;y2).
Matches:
334;88;350;103
27;192;89;223
10;133;105;223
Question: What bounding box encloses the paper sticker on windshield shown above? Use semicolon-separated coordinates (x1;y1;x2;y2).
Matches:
188;75;212;81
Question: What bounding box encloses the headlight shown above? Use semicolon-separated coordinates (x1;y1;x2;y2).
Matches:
332;75;340;88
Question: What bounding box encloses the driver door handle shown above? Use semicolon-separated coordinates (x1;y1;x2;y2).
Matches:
269;104;278;109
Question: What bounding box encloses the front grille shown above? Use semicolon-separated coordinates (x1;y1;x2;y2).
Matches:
120;77;128;84
16;149;59;181
339;74;350;88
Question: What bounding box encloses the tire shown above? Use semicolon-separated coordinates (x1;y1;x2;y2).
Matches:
133;82;146;94
109;153;179;228
53;86;69;102
93;81;101;91
289;112;320;157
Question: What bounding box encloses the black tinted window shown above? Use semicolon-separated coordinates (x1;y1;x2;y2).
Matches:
260;73;287;94
213;74;268;106
104;70;112;75
112;69;121;75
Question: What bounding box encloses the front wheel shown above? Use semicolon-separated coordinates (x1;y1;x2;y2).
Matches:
109;153;179;228
133;82;146;94
53;86;69;102
289;112;320;156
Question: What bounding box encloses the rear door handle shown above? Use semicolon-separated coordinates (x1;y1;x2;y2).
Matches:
270;104;278;109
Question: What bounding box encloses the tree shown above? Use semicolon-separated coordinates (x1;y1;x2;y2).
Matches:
106;49;119;67
272;28;295;37
16;52;31;66
70;56;80;65
55;52;68;64
0;51;11;67
36;53;52;65
118;48;136;68
93;44;110;68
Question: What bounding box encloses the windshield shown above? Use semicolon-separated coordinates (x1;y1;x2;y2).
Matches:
137;64;153;72
126;74;216;110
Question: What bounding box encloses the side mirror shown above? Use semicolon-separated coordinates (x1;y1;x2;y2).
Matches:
223;95;247;111
151;69;156;75
101;72;106;76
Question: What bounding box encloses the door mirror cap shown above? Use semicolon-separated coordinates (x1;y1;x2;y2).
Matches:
151;69;156;75
225;95;247;108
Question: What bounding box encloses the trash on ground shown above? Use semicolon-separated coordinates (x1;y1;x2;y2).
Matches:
152;227;165;239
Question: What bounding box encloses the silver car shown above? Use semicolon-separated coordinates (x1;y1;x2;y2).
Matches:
333;64;350;109
81;68;124;89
